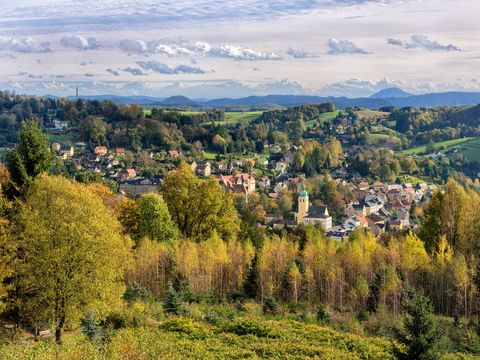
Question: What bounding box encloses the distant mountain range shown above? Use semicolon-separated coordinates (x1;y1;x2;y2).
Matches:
65;88;480;109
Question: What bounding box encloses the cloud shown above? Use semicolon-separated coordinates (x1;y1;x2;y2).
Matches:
326;38;370;55
119;39;147;54
3;1;401;35
0;37;51;53
60;35;101;50
136;60;207;74
387;38;403;46
405;34;460;52
208;44;281;61
121;67;146;76
118;39;281;61
106;68;120;76
287;47;317;58
319;78;404;98
387;35;461;52
84;73;95;77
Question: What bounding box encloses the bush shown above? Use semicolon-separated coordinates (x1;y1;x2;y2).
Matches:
263;297;278;315
357;310;369;322
221;319;278;338
124;282;149;303
317;304;330;324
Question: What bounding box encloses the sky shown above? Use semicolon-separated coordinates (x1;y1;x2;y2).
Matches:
0;0;478;99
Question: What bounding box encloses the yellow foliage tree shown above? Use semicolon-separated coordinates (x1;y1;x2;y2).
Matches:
13;175;132;343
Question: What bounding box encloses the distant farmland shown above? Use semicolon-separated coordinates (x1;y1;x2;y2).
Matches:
402;137;473;155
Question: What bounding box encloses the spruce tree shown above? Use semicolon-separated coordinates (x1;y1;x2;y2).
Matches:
163;282;182;316
243;252;259;299
7;120;53;190
394;292;442;360
82;312;99;342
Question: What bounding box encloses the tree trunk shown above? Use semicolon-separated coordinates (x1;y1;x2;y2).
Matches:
55;313;66;344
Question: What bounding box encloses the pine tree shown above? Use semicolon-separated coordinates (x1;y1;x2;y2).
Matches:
243;252;259;299
163;282;182;316
6;120;53;190
262;296;278;315
82;312;100;342
394;292;442;360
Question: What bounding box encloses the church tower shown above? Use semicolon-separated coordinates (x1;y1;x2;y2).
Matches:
295;183;309;224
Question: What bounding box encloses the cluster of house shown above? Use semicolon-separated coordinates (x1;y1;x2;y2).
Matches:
54;144;162;197
328;180;436;240
260;178;437;240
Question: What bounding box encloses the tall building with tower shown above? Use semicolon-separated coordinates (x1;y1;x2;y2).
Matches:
295;183;333;230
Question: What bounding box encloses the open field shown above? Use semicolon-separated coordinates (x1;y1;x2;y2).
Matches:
402;137;473;155
223;111;263;124
355;110;390;120
447;138;480;162
48;133;74;145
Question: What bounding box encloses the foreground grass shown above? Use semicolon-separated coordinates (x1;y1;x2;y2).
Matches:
402;137;473;155
0;318;396;360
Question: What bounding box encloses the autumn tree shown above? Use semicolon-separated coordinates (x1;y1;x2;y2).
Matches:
13;175;132;343
134;193;178;243
6;120;53;190
161;162;238;241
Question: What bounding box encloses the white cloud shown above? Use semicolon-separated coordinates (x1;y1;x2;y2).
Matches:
326;38;370;55
387;38;403;46
121;67;146;76
208;44;281;61
0;37;50;53
60;35;100;50
287;47;317;58
136;60;207;74
118;39;281;61
319;78;404;97
387;34;461;52
405;34;461;52
119;39;148;54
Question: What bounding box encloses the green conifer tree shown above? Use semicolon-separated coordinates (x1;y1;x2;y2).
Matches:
163;282;182;316
394;292;442;360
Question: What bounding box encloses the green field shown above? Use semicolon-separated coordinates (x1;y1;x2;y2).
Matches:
222;111;263;125
402;138;473;155
448;138;480;162
48;133;74;145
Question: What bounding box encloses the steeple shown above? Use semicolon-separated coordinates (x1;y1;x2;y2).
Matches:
295;182;309;225
75;84;79;99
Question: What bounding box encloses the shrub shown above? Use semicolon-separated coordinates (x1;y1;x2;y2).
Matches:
124;282;149;303
221;319;278;338
317;304;330;324
263;297;278;315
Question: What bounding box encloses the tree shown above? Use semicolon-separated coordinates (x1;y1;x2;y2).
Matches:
394;292;442;360
135;193;178;243
13;175;132;343
163;282;182;316
6;120;53;189
243;252;260;299
161;162;238;241
81;312;100;342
